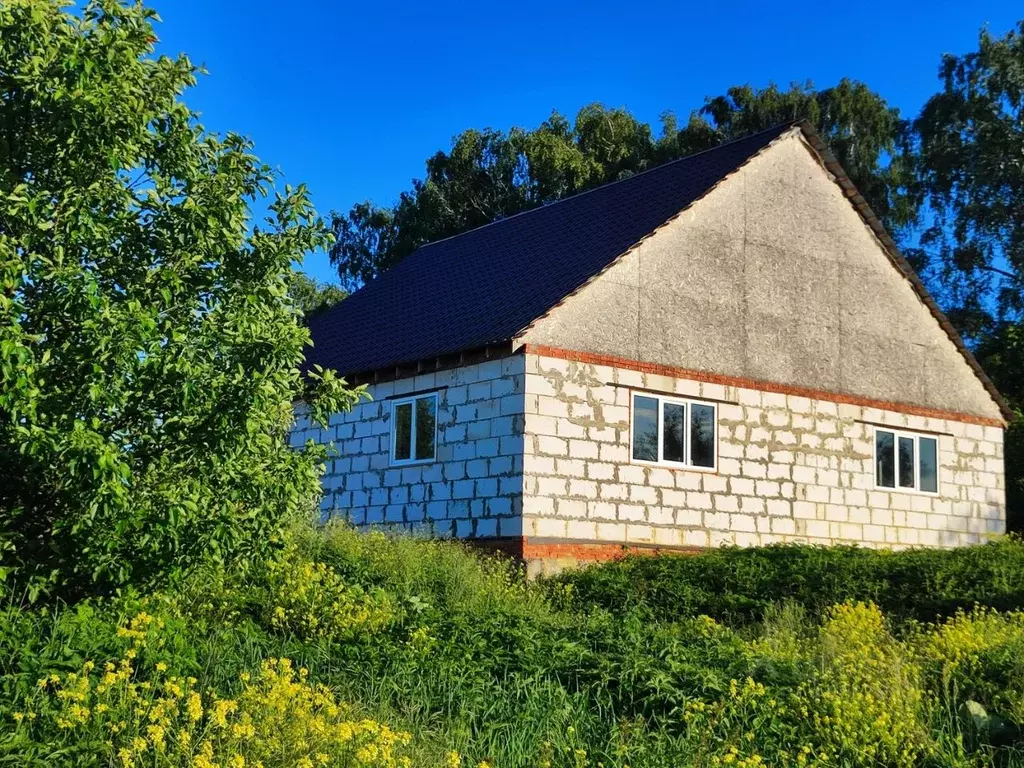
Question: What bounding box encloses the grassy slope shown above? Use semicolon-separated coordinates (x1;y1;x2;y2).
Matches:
2;528;1024;767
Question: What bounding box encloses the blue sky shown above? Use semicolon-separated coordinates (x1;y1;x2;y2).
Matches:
153;1;1021;285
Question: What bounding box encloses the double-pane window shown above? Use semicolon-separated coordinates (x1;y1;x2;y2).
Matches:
392;393;437;464
875;428;938;493
631;393;716;469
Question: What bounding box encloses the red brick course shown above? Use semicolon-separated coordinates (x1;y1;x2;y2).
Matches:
521;344;1006;429
469;536;701;563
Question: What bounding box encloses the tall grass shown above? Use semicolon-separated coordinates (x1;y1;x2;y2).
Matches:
3;525;1024;766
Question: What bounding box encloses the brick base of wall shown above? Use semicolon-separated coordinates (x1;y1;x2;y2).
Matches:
468;536;702;577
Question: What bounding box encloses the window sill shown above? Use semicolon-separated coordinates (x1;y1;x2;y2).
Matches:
390;457;437;468
631;458;718;474
873;485;940;497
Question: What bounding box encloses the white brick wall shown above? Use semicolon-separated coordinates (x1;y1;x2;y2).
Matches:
292;357;526;538
521;353;1006;549
294;351;1006;551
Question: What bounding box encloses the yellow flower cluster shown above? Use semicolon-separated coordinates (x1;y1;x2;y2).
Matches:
533;735;591;768
265;553;394;641
680;603;952;767
798;602;929;768
115;610;164;643
15;613;416;768
683;676;800;767
908;606;1024;722
234;656;412;767
911;607;1024;669
404;626;437;656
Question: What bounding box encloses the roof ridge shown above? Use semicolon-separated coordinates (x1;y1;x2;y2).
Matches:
509;121;802;342
416;119;805;252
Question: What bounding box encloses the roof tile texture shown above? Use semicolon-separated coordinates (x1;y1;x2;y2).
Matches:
305;124;794;376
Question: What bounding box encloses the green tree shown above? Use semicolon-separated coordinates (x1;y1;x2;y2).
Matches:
329;105;684;289
915;22;1024;332
289;272;346;319
672;80;919;239
915;21;1024;529
0;0;360;599
972;328;1024;530
330;86;915;288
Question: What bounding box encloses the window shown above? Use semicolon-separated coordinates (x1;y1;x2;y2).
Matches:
391;393;437;465
874;427;938;493
631;392;717;469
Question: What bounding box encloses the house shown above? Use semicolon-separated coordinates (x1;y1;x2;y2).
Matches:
293;120;1010;573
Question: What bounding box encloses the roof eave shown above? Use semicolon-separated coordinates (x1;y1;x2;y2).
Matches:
340;340;518;387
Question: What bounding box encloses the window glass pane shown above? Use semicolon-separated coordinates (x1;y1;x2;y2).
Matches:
919;437;938;493
690;403;716;468
414;396;436;460
875;430;895;488
632;396;659;462
898;436;915;488
663;403;685;463
394;402;412;461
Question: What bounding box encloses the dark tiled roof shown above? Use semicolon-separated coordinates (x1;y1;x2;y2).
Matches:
305;122;796;377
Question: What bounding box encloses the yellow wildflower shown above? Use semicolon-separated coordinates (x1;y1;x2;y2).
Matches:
186;692;203;721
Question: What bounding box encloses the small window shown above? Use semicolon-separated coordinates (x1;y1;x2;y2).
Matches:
391;393;437;465
874;428;939;494
631;392;717;470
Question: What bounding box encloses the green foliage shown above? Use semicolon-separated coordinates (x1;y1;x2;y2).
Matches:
6;528;1024;766
0;0;362;599
551;538;1024;625
263;545;395;642
4;613;415;767
915;21;1024;329
330;85;912;289
1009;418;1024;532
0;5;1021;762
289;271;347;319
971;323;1024;531
914;22;1024;531
910;607;1024;735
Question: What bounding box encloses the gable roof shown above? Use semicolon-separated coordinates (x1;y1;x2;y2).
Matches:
305;120;1011;421
305;122;793;374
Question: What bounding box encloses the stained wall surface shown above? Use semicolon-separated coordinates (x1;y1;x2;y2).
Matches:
520;353;1005;550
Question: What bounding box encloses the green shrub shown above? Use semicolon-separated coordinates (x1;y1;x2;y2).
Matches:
263;545;395;642
303;524;547;624
910;607;1024;741
0;0;360;600
551;539;1024;625
6;613;415;768
801;602;930;765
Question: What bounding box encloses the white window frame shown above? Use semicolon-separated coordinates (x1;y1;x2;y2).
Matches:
630;391;718;472
872;426;939;495
390;392;438;466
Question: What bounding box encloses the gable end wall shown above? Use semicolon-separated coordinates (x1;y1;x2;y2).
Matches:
518;132;1004;422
